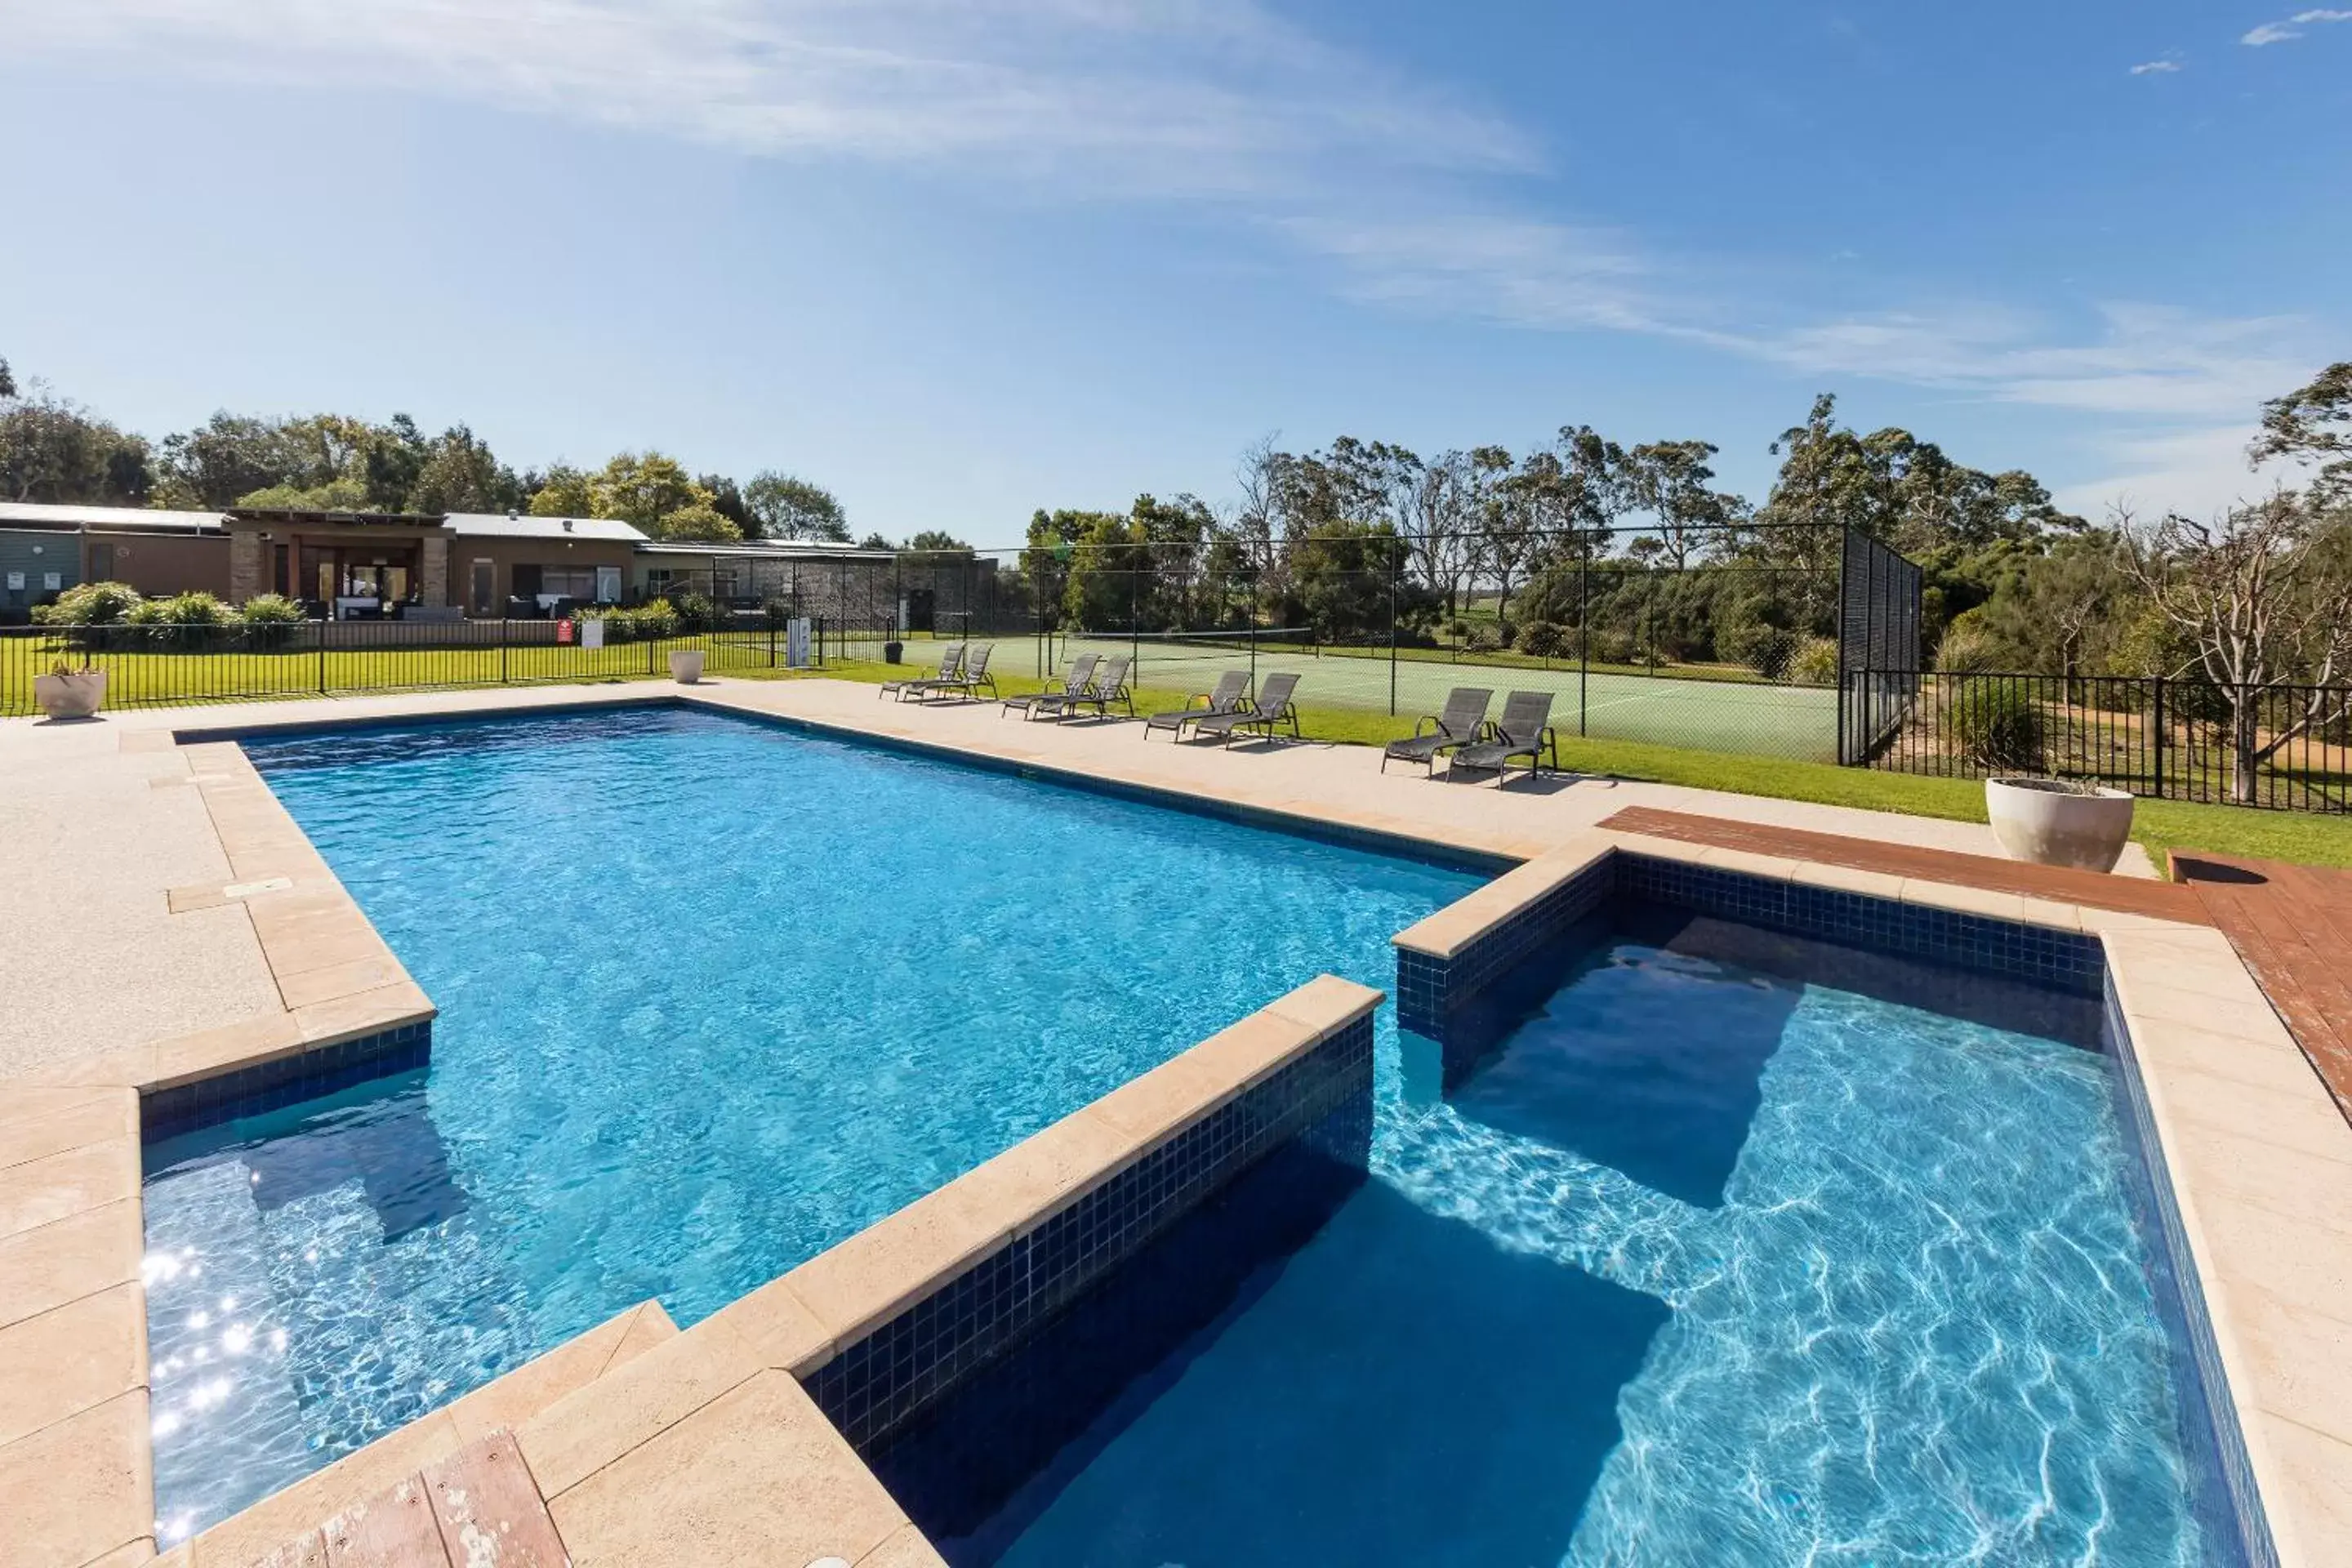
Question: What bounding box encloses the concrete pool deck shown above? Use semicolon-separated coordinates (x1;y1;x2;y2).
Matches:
1;675;2345;1567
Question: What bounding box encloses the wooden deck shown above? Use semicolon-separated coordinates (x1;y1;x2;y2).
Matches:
1595;806;2352;1125
2174;851;2352;1125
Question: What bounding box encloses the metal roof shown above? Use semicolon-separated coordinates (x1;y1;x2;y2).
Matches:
0;501;225;533
442;512;650;544
634;537;895;560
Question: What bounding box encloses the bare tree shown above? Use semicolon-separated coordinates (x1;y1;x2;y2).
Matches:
1410;451;1479;617
2118;495;2352;802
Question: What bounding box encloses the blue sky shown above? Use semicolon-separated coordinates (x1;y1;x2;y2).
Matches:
2;0;2345;541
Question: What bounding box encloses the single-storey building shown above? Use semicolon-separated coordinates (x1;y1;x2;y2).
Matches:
0;502;901;620
0;503;231;617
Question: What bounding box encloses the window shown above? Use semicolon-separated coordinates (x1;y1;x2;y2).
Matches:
537;566;599;599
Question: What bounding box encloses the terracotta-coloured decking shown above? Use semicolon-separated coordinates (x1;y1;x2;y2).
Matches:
1596;805;2212;923
2174;851;2352;1125
252;1432;566;1567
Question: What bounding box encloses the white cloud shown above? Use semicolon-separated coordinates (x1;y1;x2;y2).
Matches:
2053;425;2299;521
0;0;1535;199
2243;9;2351;44
2129;58;2182;74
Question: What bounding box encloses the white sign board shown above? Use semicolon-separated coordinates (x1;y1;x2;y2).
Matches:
42;572;60;590
786;617;812;669
4;572;21;590
581;617;606;650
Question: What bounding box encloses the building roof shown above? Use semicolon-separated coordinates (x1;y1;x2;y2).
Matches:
0;501;226;534
443;512;651;545
634;537;895;561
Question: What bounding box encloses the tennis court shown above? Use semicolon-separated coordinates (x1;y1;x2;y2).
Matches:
878;630;1838;761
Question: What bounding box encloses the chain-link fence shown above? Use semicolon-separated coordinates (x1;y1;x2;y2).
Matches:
798;523;1889;763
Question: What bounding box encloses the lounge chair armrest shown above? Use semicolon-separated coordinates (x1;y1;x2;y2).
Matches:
1410;715;1442;739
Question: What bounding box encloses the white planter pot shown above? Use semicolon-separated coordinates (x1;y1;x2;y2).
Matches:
33;668;107;720
668;649;705;684
1985;777;2135;873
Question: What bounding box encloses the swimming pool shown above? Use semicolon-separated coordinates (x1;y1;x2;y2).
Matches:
140;707;1484;1540
923;911;2216;1566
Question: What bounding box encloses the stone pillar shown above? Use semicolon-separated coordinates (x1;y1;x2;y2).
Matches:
228;530;264;604
421;535;450;607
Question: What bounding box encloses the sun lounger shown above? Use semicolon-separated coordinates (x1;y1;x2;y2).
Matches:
1044;654;1132;719
1449;689;1559;786
1143;670;1250;741
881;643;960;702
1381;687;1492;774
928;643;996;700
1192;671;1301;746
1002;653;1098;719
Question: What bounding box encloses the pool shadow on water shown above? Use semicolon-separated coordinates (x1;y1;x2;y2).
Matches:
1437;911;1801;1212
153;1072;470;1245
918;1179;1668;1568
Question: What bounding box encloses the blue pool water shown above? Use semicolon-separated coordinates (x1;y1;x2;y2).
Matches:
961;916;2209;1566
140;707;1482;1540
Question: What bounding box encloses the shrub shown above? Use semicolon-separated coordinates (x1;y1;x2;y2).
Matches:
1719;619;1796;679
1949;679;2047;770
1587;627;1637;665
35;581;142;627
1785;636;1839;687
665;592;721;632
629;600;680;641
238;594;306;650
127;590;234;648
1934;612;2000;673
1517;621;1569;660
1462;624;1501;653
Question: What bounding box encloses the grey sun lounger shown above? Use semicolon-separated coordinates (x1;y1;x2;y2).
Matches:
1191;670;1301;746
1382;687;1492;774
1449;689;1560;786
926;643;996;700
1143;670;1250;741
881;642;960;701
1002;653;1098;719
1045;654;1131;719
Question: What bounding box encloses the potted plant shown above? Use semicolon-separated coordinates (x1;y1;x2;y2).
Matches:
33;657;107;720
1985;777;2136;872
668;648;706;684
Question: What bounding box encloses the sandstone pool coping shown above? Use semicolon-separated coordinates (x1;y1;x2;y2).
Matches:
1;677;2343;1565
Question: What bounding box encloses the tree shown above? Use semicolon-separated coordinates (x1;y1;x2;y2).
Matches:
234;476;370;511
2254;361;2352;505
0;358;16;399
1475;446;1540;637
745;471;849;541
408;425;523;514
655;501;742;542
590;452;710;529
0;376;152;505
906;530;972;553
528;464;598;518
1622;439;1740;569
699;474;755;537
2118;495;2352;802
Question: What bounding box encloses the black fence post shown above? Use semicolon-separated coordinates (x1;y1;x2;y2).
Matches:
2153;675;2167;800
317;620;328;695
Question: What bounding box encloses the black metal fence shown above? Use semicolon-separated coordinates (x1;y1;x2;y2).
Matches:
2;617;836;716
1859;670;2352;812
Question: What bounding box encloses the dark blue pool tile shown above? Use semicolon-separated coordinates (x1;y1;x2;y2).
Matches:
808;1013;1376;1454
139;1022;434;1143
